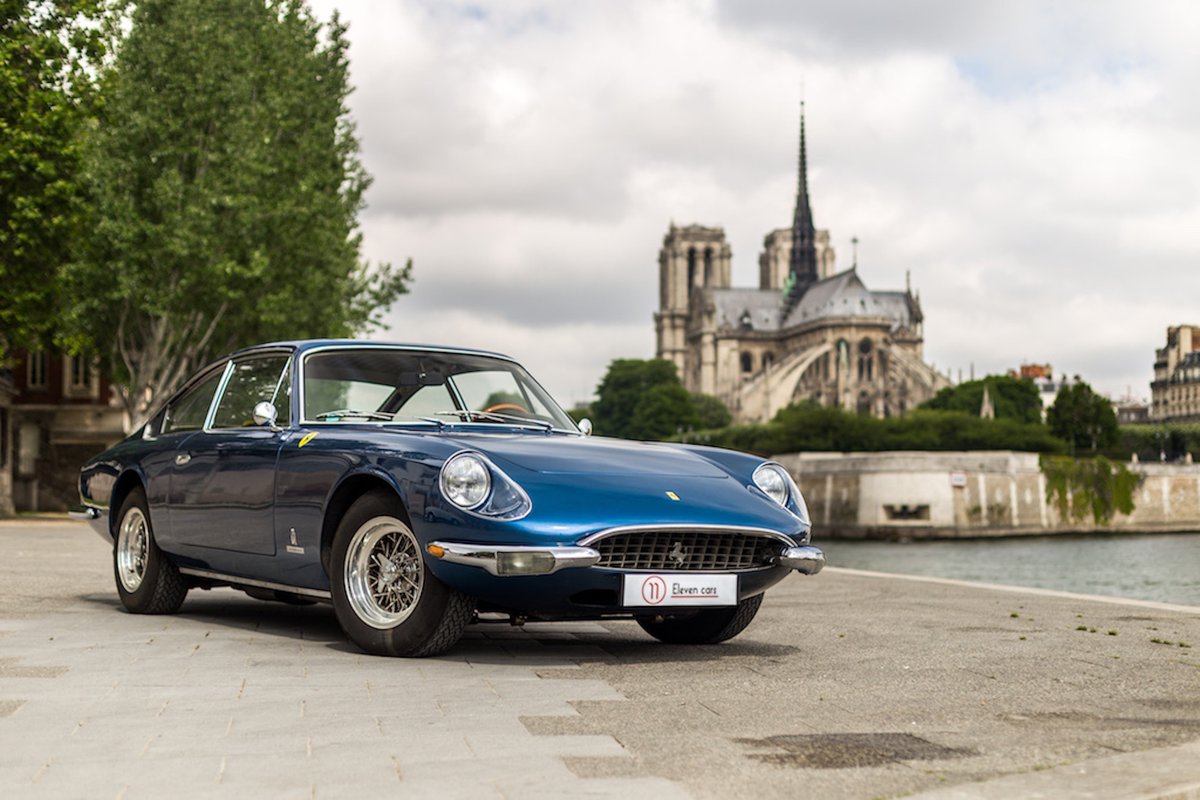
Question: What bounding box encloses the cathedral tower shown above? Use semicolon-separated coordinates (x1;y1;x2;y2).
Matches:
654;224;731;380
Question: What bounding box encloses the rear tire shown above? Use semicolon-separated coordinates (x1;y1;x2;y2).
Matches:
637;593;764;644
330;490;473;657
113;488;188;614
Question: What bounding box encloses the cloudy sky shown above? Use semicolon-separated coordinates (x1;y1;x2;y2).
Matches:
308;0;1200;408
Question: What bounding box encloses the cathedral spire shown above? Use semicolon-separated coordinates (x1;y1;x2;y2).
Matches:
787;101;819;303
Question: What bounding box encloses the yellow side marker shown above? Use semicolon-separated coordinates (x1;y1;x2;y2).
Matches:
298;431;319;448
427;544;445;558
665;491;680;501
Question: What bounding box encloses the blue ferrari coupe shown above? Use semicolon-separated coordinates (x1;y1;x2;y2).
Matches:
77;341;824;656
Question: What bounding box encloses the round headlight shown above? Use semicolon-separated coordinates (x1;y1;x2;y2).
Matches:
441;453;491;509
753;463;790;507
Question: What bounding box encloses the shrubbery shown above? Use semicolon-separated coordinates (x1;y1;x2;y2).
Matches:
678;402;1066;457
1115;423;1200;462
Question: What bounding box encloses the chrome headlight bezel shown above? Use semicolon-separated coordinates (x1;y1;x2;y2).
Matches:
752;462;791;506
440;452;491;510
438;450;532;521
752;462;811;528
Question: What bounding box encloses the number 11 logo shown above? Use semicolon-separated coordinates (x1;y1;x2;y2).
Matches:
641;576;666;604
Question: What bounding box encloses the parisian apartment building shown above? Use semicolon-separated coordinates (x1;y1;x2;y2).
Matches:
1151;324;1200;423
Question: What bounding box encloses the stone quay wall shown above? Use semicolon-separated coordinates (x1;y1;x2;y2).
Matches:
774;450;1200;539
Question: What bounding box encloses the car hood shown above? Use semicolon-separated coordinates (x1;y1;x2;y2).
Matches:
441;433;730;479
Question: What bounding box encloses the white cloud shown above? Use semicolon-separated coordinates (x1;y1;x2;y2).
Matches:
310;0;1200;406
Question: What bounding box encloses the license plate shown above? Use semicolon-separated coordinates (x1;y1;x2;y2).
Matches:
621;574;738;607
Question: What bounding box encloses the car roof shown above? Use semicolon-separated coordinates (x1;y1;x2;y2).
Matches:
225;339;516;362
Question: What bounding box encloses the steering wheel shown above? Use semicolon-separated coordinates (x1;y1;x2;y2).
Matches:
482;403;530;415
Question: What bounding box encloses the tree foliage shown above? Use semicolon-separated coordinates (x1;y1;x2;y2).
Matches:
920;375;1043;423
592;359;701;440
1046;381;1118;454
62;0;409;424
690;392;732;430
681;403;1065;456
0;0;113;358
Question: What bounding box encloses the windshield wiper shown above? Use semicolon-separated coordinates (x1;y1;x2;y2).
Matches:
314;409;395;421
433;410;552;430
472;411;553;430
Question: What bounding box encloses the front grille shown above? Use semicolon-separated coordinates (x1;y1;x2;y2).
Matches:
591;528;784;572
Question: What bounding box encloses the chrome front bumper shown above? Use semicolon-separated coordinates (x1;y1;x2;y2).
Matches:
779;545;825;575
429;540;826;577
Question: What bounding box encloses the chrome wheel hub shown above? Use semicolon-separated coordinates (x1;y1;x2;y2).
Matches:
345;517;424;629
117;507;150;592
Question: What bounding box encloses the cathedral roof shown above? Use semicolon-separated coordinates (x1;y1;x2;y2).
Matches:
712;288;783;331
784;268;915;330
714;268;916;335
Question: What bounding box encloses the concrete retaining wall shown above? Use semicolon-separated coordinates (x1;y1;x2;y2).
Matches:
774;450;1200;538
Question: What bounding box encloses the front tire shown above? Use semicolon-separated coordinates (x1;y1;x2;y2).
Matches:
330;490;473;657
637;593;764;644
113;488;188;614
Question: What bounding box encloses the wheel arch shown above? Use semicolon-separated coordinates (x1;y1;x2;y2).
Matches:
320;471;413;576
108;468;149;539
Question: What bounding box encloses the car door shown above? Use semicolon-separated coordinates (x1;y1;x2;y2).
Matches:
168;353;292;557
140;365;228;551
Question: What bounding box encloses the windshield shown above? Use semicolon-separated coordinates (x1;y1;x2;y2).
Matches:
301;348;577;431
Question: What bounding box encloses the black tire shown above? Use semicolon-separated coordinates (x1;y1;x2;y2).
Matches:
113;487;188;614
330;489;474;657
637;593;764;644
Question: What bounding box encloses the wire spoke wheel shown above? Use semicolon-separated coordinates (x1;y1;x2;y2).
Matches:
116;506;150;592
345;516;424;629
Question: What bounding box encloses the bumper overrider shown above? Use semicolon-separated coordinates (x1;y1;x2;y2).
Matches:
426;540;825;577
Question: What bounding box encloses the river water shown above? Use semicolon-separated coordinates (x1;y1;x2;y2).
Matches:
825;533;1200;607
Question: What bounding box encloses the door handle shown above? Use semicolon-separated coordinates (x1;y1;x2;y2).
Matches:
175;453;191;466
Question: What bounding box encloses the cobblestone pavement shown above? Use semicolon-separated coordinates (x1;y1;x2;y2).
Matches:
2;519;1199;799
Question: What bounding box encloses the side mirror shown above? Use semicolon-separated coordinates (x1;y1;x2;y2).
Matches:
578;418;593;436
252;401;278;427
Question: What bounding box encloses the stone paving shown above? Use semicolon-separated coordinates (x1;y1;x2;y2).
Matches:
0;595;690;798
2;519;1200;799
0;521;685;798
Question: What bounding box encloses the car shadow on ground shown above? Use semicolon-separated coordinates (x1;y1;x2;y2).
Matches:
451;621;800;666
78;589;346;645
76;590;798;664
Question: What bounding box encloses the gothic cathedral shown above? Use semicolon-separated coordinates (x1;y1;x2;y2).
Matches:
654;105;950;422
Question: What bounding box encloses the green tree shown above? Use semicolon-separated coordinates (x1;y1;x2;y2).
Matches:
920;375;1043;423
62;0;409;425
1046;381;1118;454
690;392;731;430
592;359;698;439
627;383;698;440
0;0;113;359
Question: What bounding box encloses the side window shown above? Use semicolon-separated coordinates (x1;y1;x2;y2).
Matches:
163;370;225;434
211;356;291;429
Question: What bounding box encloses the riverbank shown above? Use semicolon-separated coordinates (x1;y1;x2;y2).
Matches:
779;450;1200;539
827;532;1200;607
